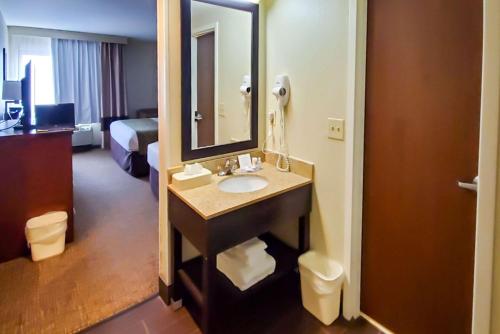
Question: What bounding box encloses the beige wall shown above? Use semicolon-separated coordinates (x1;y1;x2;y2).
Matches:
493;148;500;333
160;0;350;282
265;0;349;262
192;2;252;144
123;39;158;118
482;1;500;332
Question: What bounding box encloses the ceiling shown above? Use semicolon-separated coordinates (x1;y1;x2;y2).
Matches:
0;0;157;41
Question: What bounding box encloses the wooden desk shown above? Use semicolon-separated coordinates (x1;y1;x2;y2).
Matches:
0;128;74;263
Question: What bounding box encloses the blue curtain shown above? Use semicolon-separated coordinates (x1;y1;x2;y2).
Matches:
52;39;102;125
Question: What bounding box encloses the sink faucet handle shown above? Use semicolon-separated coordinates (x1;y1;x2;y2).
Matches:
218;158;238;176
230;159;238;172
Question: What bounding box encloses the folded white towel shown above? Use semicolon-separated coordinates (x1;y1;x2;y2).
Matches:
229;237;267;256
217;251;276;288
235;266;275;291
224;247;269;267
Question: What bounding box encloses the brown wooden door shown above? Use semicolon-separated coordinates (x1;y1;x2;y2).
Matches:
196;32;215;148
361;1;482;333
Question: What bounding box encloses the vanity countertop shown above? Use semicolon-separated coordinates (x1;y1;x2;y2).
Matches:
167;163;312;220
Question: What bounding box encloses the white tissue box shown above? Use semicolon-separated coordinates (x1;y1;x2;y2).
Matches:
172;168;212;190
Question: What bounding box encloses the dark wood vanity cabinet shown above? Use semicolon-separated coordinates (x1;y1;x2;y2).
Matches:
168;184;312;334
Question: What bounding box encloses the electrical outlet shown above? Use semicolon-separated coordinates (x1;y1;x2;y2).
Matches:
328;118;344;141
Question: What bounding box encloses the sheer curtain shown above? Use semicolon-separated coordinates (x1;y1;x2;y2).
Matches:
8;35;55;104
51;38;102;125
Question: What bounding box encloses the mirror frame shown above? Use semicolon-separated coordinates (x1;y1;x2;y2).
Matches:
181;0;259;161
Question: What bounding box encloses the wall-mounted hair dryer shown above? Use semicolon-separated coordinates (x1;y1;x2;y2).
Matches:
271;74;290;172
272;74;290;108
240;75;252;97
240;75;252;137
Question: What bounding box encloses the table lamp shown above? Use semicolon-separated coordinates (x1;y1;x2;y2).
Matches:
2;80;22;120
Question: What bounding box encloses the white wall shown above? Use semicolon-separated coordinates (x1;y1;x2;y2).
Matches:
265;0;349;262
123;38;158;118
0;11;8;118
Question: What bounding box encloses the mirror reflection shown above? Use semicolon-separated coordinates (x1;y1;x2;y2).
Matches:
191;0;252;149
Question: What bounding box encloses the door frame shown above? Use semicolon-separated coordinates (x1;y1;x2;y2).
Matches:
343;1;500;333
192;23;220;146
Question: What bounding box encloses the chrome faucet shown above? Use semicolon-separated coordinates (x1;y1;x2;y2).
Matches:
218;158;238;176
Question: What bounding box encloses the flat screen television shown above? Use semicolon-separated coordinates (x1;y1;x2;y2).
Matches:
35;103;75;129
21;61;35;130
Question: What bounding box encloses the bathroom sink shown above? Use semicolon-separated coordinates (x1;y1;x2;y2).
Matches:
218;175;269;193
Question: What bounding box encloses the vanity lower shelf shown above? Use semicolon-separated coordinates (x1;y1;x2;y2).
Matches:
168;183;312;334
178;233;301;331
178;233;300;308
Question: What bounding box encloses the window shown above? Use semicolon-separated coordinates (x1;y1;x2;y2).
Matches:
9;35;103;126
19;54;55;105
9;35;55;105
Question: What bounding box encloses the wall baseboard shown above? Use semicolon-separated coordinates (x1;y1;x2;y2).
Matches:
72;144;101;153
159;277;172;305
360;312;394;334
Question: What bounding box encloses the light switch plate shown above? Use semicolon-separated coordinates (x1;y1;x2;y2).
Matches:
328;118;345;141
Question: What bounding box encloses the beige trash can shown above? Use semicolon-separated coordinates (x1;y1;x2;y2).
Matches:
298;251;344;325
25;211;68;261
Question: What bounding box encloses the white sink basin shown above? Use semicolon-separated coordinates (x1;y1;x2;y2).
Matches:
218;175;269;193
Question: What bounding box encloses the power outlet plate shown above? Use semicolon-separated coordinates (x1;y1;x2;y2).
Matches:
328;118;345;141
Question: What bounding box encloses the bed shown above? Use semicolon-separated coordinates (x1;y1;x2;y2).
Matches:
147;141;159;199
110;118;158;177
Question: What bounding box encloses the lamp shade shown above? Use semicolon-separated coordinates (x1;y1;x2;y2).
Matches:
2;81;22;101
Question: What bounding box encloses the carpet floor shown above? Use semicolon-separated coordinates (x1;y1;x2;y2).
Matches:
0;149;159;334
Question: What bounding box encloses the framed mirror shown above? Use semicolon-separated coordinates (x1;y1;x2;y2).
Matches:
181;0;259;161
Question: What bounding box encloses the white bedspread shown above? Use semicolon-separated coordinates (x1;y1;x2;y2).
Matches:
147;141;159;171
110;118;158;152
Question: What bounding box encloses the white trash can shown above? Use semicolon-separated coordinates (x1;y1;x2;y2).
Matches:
298;251;344;325
25;211;68;261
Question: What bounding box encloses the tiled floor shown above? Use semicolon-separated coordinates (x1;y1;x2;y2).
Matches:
83;297;200;334
85;296;380;334
85;276;381;334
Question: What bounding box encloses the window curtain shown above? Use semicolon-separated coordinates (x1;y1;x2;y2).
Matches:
8;35;51;80
8;35;55;105
101;42;128;148
101;43;127;119
51;38;102;125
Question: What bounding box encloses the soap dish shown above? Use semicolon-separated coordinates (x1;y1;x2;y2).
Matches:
172;168;212;190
